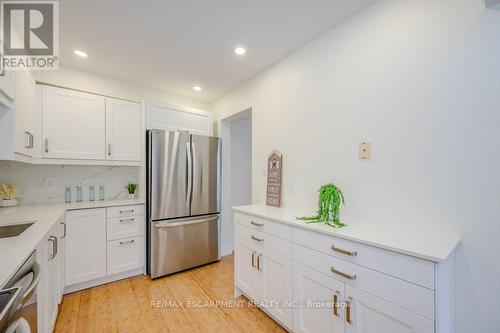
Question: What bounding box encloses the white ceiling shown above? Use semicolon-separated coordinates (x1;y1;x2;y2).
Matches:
59;0;374;102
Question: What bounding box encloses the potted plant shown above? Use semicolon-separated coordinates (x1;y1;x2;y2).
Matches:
125;183;138;199
0;184;21;208
297;183;346;228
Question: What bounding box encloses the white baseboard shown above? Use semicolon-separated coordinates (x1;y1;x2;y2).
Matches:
64;268;144;294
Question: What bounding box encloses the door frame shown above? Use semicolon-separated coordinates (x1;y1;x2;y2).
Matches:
218;108;252;256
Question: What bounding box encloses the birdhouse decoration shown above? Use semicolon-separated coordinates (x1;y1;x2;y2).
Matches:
266;150;282;207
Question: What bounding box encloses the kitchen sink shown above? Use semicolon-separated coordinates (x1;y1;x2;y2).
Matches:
0;222;34;239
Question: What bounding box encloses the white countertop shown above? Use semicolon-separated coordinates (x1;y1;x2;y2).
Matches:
0;198;144;288
233;204;460;263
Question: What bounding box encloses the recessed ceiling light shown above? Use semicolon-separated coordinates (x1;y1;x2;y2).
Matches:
234;47;246;55
193;86;202;92
74;50;88;58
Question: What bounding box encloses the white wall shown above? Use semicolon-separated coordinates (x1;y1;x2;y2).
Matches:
213;0;500;331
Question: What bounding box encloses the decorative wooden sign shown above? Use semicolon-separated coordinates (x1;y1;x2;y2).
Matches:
266;150;282;207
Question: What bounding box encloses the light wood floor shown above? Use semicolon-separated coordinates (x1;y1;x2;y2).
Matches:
54;255;287;333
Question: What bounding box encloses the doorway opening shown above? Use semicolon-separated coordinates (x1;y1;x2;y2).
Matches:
219;108;252;255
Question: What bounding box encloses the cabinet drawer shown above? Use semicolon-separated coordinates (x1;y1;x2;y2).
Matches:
107;204;144;218
236;223;292;259
107;215;144;241
234;212;292;241
293;227;434;289
107;236;144;275
293;243;435;320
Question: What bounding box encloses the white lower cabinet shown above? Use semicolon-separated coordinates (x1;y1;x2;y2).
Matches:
234;235;293;330
345;285;434;333
38;217;64;333
261;249;293;328
293;262;345;333
64;204;145;293
235;238;261;300
234;210;457;333
107;236;144;275
65;208;107;285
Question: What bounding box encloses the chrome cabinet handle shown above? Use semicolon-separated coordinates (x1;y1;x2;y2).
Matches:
44;138;49;153
119;209;134;213
257;254;262;271
107;143;111;156
333;291;340;317
29;133;34;149
250;221;263;227
48;236;57;260
346;297;353;324
331;244;357;257
24;131;30;148
331;266;357;280
251;251;256;268
251;235;264;242
119;239;135;245
119;218;134;222
60;222;66;238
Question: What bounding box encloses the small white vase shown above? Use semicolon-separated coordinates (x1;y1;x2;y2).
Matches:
0;199;18;208
128;193;135;199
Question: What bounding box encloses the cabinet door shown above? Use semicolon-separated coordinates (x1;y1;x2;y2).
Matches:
234;238;260;300
260;249;293;329
42;85;105;160
345;285;434;333
14;70;39;157
105;97;141;161
107;236;144;275
146;100;212;135
46;223;61;332
65;208;107;285
293;262;345;333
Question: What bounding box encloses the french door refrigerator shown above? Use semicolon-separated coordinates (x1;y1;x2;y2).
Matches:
146;130;221;278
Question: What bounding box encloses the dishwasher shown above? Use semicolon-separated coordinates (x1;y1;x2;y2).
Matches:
0;251;40;333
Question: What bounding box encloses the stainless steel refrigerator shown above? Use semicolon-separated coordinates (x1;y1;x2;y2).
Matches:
146;130;221;278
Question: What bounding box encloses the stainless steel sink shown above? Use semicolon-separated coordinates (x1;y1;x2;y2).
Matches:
0;222;34;239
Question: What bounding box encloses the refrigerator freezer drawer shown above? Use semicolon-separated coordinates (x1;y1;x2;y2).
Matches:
150;215;220;278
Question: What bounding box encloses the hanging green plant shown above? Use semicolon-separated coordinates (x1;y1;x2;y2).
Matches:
297;183;346;228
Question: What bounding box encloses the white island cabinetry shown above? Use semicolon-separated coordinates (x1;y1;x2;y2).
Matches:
233;205;459;333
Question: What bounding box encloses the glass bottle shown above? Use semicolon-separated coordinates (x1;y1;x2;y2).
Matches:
99;184;105;201
64;185;72;203
89;185;95;201
76;184;83;202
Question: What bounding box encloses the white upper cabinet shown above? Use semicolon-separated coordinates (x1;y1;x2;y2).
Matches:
146;100;212;135
105;97;141;161
15;70;40;158
42;85;106;160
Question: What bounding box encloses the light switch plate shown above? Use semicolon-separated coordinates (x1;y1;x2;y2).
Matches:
359;142;372;160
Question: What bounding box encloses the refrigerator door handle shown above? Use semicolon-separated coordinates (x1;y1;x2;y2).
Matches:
153;215;219;228
186;141;192;211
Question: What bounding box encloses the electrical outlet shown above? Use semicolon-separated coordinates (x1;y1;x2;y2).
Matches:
44;178;54;188
359;142;372;160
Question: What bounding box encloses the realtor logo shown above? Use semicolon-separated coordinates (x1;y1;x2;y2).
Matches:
1;1;59;70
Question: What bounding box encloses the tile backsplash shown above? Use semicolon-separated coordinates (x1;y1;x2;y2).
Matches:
0;161;140;205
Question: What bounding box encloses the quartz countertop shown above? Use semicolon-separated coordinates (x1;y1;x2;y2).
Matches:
0;198;144;288
233;204;460;263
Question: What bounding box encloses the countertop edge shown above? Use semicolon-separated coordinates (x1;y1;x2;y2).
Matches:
232;205;461;263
